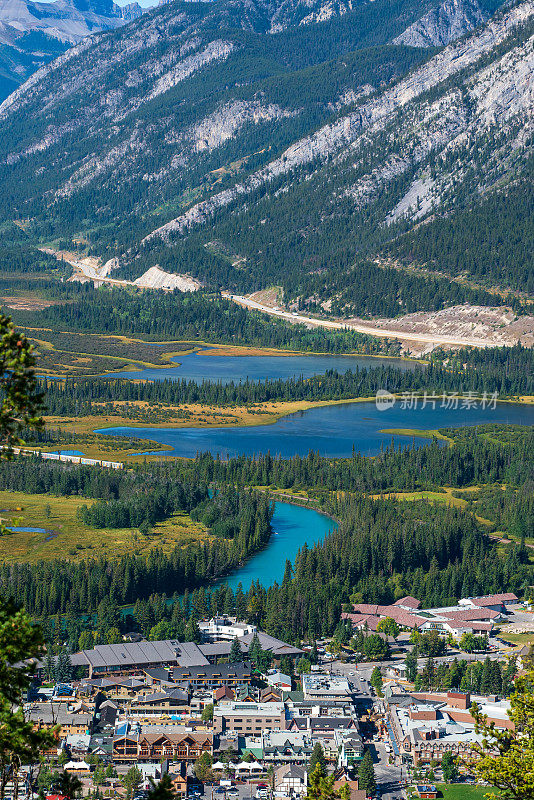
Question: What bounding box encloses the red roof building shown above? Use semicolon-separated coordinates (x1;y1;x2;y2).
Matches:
393;596;422;610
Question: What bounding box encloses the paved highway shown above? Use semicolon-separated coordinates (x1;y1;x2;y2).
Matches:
225;293;494;350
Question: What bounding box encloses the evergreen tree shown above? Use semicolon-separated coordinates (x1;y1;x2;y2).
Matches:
0;599;57;800
469;668;534;798
230;637;243;663
55;650;72;682
441;752;458;784
308;744;326;776
405;649;418;683
306;764;338;800
184;618;201;644
370;667;383;696
123;766;143;800
358;750;376;795
146;774;176;800
44;651;55;682
52;773;82;799
248;633;262;665
481;657;493;695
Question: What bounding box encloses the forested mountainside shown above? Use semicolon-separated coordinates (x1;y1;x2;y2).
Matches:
0;0;531;309
0;0;143;100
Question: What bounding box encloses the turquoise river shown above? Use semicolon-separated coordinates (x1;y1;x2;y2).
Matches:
216;500;337;592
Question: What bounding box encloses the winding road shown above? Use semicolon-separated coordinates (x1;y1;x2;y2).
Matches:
224;293;495;350
42;246;499;350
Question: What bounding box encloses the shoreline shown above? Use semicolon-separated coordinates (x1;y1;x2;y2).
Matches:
31;394;534;462
55;393;534;433
28;331;422;378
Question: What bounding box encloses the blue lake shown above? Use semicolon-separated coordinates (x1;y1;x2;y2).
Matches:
96;400;534;459
117;502;335;613
107;350;418;384
8;526;47;533
46;450;85;456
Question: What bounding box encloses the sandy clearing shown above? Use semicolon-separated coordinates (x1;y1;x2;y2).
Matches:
225;294;534;351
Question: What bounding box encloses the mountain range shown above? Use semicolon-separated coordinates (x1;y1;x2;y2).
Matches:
0;0;532;313
0;0;143;98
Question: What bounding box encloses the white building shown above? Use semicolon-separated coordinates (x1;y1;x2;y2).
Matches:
275;764;307;797
267;671;292;691
459;593;519;612
198;617;257;642
302;674;352;700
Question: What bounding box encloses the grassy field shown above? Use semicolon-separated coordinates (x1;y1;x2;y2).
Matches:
495;630;534;648
435;784;494;799
25;328;200;376
368;486;494;527
25;326;361;376
0;490;209;563
379;427;452;442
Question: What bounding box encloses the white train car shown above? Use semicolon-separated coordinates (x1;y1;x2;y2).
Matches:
15;448;123;469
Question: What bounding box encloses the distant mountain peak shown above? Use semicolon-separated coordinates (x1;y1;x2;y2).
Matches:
0;0;143;98
0;0;531;304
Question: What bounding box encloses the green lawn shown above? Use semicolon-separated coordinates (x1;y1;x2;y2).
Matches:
436;784;494;799
496;630;534;648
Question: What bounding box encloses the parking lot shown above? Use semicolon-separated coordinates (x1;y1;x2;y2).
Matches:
192;781;270;800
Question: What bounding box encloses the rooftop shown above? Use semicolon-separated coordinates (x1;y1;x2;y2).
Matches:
72;640;209;670
302;674;352;697
214;701;285;717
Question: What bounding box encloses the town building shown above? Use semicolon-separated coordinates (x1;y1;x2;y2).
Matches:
302;674;352;701
168;763;189;799
170;663;253;690
459;593;519;612
71;641;209;678
275;764;307;797
198;617;257;642
112;726;212;763
262;731;314;763
340;592;514;638
385;690;512;766
267;672;292;691
213;701;287;735
335;731;364;768
27;703;93;737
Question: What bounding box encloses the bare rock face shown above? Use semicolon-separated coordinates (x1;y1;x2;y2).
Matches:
119;2;143;20
0;0;142;46
144;1;534;241
133;266;201;291
393;0;488;47
0;0;530;293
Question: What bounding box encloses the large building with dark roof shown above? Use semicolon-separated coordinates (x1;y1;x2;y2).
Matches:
71;631;302;678
71;641;209;678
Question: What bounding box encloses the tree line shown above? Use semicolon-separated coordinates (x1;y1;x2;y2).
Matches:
35;343;534;416
186;425;533;494
1;425;531;645
10;286;398;355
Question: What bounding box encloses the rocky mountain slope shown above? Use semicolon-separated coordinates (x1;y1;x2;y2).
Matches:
0;0;142;99
0;0;531;311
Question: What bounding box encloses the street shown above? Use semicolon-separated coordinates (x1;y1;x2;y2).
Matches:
371;743;405;800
